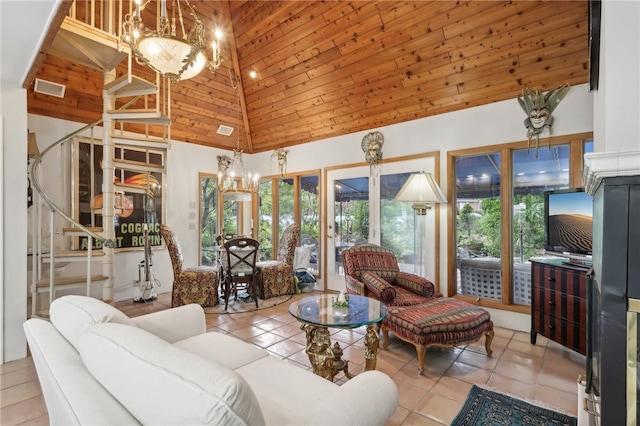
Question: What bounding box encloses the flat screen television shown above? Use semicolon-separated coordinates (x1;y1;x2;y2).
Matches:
544;188;593;256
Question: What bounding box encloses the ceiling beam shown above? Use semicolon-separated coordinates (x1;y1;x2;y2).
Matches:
221;0;253;153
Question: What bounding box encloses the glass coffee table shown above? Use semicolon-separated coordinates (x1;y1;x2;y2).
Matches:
289;294;388;381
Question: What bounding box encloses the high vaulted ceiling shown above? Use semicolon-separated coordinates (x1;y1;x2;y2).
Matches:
27;0;589;154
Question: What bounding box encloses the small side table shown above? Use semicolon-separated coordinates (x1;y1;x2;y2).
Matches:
288;294;388;382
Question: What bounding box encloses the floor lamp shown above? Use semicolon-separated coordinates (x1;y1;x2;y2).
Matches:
393;172;447;277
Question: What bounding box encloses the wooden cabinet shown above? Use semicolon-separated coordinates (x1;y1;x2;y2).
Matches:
530;259;587;355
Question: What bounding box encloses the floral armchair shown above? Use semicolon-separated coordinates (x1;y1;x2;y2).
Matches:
256;223;300;299
342;244;443;306
160;224;218;308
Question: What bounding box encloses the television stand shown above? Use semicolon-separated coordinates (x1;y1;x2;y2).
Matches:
531;259;587;355
562;258;592;269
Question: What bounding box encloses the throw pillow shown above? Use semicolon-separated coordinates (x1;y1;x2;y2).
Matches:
79;323;266;426
49;295;135;351
396;272;435;297
361;271;396;303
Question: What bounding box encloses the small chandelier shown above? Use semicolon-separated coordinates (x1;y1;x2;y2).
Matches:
218;72;258;202
121;0;222;82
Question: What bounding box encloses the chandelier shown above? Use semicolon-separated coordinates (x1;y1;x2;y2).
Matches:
121;0;222;82
218;72;258;202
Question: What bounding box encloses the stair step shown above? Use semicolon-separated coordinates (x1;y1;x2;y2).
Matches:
112;133;170;150
35;275;108;288
104;75;158;98
42;251;105;262
115;182;150;195
106;109;171;126
62;226;103;236
48;17;129;72
113;158;165;174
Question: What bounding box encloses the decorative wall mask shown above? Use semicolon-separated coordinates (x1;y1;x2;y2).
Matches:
272;148;288;176
361;131;384;175
217;155;232;175
517;84;570;157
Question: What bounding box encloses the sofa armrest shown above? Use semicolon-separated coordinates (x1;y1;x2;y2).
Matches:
131;303;206;343
345;275;366;295
395;272;437;298
332;370;399;426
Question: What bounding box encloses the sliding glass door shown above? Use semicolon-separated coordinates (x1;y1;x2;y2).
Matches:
325;156;440;291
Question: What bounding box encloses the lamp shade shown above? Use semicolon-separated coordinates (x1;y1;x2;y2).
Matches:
137;37;207;81
27;132;40;157
393;172;447;204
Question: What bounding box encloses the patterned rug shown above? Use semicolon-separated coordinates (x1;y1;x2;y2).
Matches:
451;385;577;426
203;292;292;315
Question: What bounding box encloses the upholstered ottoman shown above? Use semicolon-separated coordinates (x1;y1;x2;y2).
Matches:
381;297;494;374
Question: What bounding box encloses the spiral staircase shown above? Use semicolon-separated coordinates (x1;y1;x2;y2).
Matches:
29;2;170;318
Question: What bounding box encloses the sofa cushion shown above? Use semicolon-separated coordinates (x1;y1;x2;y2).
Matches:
361;272;396;303
49;295;135;351
174;332;270;370
79;323;265;426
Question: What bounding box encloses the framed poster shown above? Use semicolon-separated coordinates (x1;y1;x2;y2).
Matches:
73;137;165;250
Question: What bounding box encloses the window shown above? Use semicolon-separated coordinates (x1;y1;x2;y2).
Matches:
257;180;273;260
199;173;218;266
449;133;593;311
199;173;244;266
511;145;570;304
380;173;418;273
300;175;320;273
455;153;503;301
258;171;320;274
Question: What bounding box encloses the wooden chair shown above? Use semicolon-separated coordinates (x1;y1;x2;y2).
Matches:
159;224;218;308
222;237;260;310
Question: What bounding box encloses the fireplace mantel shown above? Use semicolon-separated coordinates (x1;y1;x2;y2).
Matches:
583;150;640;195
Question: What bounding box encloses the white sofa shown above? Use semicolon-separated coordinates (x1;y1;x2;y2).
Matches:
23;295;399;425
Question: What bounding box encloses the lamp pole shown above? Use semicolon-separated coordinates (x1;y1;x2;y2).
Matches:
412;203;429;277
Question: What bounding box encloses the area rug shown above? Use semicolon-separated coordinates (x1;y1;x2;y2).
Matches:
204;293;292;314
451;385;577;426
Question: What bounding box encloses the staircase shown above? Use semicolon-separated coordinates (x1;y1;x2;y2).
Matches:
29;0;170;317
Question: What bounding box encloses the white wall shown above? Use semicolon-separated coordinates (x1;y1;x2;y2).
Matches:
0;0;61;364
1;85;29;363
593;0;640;153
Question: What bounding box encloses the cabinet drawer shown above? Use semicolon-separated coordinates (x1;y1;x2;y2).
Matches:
534;264;587;299
533;312;586;355
532;289;586;324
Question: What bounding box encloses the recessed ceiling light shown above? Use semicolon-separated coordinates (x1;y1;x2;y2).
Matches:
539;171;546;174
248;69;258;79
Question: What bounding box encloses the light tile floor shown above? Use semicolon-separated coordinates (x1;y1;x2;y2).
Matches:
1;291;586;425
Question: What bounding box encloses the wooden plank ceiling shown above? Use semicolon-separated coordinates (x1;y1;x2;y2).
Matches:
28;0;589;154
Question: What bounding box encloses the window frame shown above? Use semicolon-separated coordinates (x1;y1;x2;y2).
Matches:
257;169;321;276
446;132;593;313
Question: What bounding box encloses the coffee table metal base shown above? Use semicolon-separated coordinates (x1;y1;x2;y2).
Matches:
301;323;380;381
